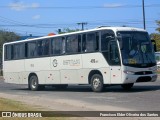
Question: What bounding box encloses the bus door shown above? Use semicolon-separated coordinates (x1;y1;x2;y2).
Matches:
109;41;122;84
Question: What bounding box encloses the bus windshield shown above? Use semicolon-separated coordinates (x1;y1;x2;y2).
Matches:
117;31;156;68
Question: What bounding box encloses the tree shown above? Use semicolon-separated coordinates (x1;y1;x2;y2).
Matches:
57;28;80;34
156;20;160;32
0;30;20;63
150;20;160;51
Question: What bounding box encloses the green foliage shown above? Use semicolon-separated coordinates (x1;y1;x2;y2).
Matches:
150;33;160;51
58;28;80;34
150;20;160;51
156;20;160;32
0;30;20;58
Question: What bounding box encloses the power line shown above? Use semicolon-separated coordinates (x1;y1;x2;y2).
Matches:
0;21;156;28
0;4;160;9
0;15;157;28
0;19;156;28
0;15;158;35
0;16;27;26
0;27;49;36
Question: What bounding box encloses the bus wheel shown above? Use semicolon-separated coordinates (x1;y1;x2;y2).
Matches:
29;75;39;91
91;74;104;92
121;83;134;90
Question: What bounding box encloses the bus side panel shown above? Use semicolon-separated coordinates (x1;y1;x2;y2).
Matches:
98;68;111;84
19;72;29;84
40;70;61;84
77;69;91;84
50;55;84;84
81;53;110;84
25;57;51;84
60;70;79;84
3;60;25;84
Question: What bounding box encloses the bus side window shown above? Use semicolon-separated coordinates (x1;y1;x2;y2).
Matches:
84;32;99;52
101;30;116;65
82;34;86;52
109;41;120;65
25;43;28;58
37;39;49;56
101;30;115;51
37;40;43;56
19;43;25;59
41;39;50;56
27;42;37;58
62;37;66;54
51;37;62;55
13;43;25;59
78;35;81;52
66;35;79;54
5;45;12;60
96;32;99;51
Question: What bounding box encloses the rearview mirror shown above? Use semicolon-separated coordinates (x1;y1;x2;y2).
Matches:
106;36;115;40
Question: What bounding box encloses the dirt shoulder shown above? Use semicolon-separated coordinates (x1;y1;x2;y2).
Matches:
0;92;131;111
0;75;159;120
0;92;158;120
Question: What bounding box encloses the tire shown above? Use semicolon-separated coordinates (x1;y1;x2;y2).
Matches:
91;74;104;92
121;83;134;90
29;75;39;91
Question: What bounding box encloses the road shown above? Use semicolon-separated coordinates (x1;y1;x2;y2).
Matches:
0;77;160;112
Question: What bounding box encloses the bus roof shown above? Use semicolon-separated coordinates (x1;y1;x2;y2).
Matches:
3;26;147;45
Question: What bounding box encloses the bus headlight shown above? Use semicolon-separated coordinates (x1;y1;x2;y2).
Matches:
149;66;158;72
123;71;135;75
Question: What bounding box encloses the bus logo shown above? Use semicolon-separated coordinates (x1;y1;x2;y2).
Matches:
52;59;58;67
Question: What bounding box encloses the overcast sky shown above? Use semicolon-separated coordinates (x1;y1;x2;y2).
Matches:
0;0;160;36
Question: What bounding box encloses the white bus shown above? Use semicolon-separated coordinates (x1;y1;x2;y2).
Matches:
3;27;157;92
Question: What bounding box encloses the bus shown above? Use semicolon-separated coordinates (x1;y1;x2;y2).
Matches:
3;27;157;92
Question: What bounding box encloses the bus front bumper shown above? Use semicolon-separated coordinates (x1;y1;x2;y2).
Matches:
123;74;157;84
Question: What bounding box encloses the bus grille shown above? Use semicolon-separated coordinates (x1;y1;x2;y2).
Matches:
135;71;152;75
136;76;151;82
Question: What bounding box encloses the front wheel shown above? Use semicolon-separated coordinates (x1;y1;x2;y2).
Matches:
91;74;104;92
121;83;134;90
29;75;39;91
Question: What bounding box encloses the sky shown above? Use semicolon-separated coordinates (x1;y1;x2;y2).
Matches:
0;0;160;36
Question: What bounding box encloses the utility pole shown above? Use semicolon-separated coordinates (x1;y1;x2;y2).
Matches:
77;22;87;30
142;0;146;30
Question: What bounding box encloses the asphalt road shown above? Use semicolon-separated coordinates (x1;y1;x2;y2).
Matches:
0;78;160;111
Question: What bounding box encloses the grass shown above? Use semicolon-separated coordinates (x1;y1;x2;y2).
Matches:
0;97;69;120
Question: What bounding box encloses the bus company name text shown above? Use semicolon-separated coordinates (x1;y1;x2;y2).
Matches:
63;59;80;66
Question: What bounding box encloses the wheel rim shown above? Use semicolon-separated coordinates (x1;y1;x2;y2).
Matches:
31;78;37;89
93;77;101;89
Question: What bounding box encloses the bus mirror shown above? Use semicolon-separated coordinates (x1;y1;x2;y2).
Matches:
151;40;157;52
106;36;115;40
